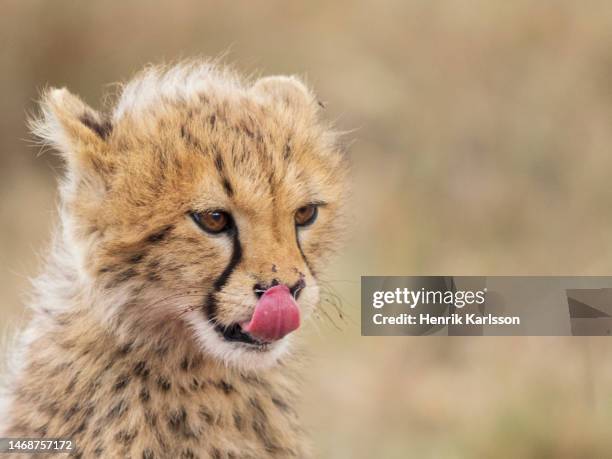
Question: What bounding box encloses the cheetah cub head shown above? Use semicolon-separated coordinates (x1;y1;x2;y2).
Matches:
33;62;348;370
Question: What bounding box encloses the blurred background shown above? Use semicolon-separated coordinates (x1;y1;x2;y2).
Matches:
3;1;612;457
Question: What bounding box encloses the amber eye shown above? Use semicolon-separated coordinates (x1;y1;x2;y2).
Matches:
191;210;233;234
295;204;318;227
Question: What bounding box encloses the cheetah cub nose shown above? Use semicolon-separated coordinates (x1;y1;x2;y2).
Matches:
242;285;300;342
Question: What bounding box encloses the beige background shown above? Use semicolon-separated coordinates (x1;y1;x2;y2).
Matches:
3;1;612;457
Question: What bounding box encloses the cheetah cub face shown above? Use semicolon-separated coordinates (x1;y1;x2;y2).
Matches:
34;63;348;370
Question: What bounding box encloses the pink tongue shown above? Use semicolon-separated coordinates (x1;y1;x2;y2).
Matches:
242;285;300;342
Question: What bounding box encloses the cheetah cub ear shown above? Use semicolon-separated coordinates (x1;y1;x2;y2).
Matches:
251;75;322;119
30;88;113;184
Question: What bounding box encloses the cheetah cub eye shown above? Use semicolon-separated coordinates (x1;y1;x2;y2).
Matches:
190;210;233;234
294;204;319;227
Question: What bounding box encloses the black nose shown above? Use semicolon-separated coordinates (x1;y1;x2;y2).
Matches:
253;278;306;299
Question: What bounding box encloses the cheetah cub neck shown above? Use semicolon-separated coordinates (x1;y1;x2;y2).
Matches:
3;61;348;458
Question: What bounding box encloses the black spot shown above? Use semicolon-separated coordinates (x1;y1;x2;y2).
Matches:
64;402;80;421
236;118;254;138
42;401;59;416
209;114;216;127
71;419;87;436
106;267;137;287
214;380;234;395
268;172;276;193
115;428;138;445
145;409;157;427
98;265;117;274
117;342;133;356
129;252;146;264
66;375;77;393
84;223;100;236
198;406;213;425
167;407;187;432
180;357;189;371
140;387;151;403
81;343;94;357
252;418;279;454
55;316;73;328
168;407;196;439
242;374;273;391
222;177;234;197
249;396;279;452
93;445;105;457
156;376;171;392
80;112;113;140
143;449;155;459
190;378;200;391
272;397;291;413
146;225;174;244
214;154;224;173
284;141;291;160
134;361;150;380
147;259;160;270
233;411;244;431
249;397;267;420
114;374;130;391
83;403;95;418
181;449;198;459
90;156;111;177
181;125;202;151
165;262;186;273
35;424;48;437
107;399;128;420
156;344;169;356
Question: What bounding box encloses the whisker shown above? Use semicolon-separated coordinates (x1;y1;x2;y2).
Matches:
316;306;343;331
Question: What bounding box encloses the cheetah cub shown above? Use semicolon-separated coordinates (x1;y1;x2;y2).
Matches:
2;61;348;458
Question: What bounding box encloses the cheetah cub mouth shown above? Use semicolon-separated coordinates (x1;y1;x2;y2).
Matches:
217;284;301;348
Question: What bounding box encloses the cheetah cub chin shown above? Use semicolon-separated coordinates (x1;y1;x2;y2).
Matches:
2;61;348;458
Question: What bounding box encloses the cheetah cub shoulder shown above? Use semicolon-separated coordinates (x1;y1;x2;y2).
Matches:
2;61;348;458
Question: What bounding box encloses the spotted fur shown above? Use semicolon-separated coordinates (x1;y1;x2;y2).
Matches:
1;61;348;458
